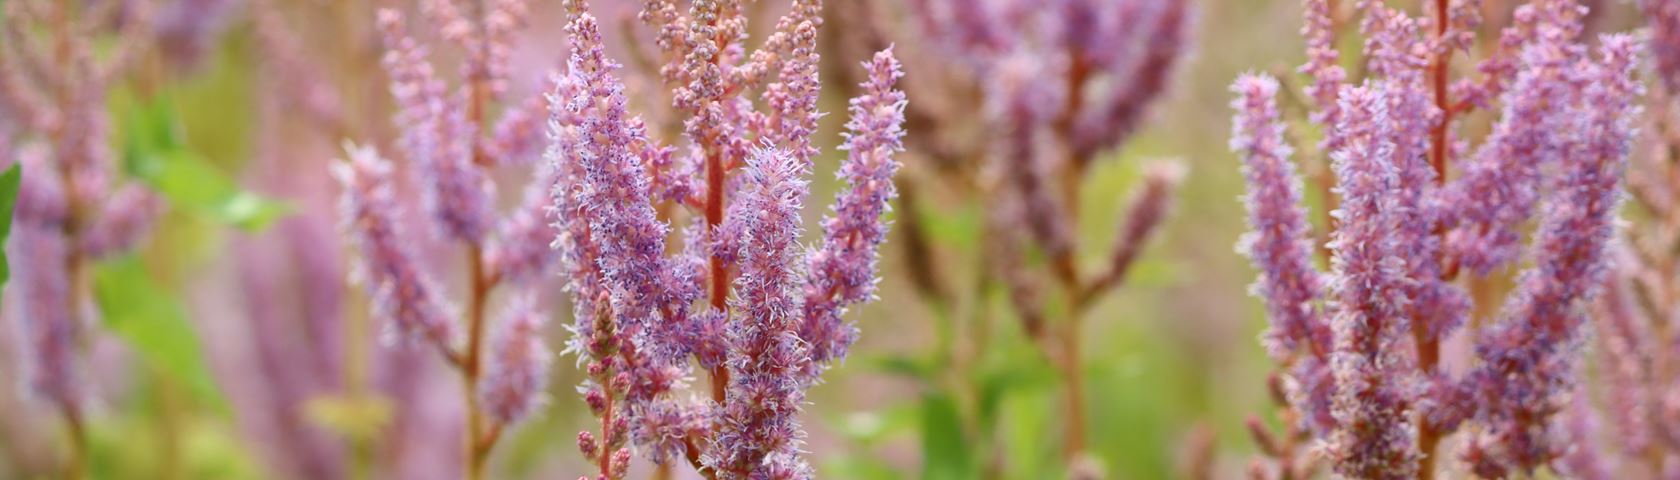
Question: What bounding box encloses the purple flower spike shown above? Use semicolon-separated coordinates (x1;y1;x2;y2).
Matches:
334;143;457;351
378;9;494;244
1645;0;1680;95
478;298;551;427
558;11;691;358
709;147;812;479
762;4;823;163
1234;1;1644;477
1466;33;1641;478
801;48;906;375
1230;73;1329;363
1323;83;1419;480
489;174;561;285
1071;0;1191;160
1443;0;1582;275
80;184;163;259
1299;0;1345;154
11;225;81;409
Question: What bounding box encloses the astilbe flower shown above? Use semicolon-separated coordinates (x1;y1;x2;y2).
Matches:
1463;30;1640;480
335;3;557;479
334;145;459;355
478;297;550;426
886;0;1192;463
1576;8;1680;476
549;1;906;477
709;148;813;477
1232;74;1337;479
378;9;494;244
800;46;907;373
1323;84;1420;480
0;0;163;474
1645;0;1680;96
153;0;241;70
1231;0;1641;478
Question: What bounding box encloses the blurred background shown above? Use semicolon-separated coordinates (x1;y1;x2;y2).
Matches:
0;0;1652;478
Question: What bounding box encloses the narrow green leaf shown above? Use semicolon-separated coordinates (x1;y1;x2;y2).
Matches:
862;353;934;382
920;392;974;480
93;256;224;407
115;93;290;231
0;163;21;290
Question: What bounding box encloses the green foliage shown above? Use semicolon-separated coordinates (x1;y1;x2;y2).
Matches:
115;92;289;232
919;392;974;480
921;203;983;253
88;396;263;480
303;393;392;443
0;163;21;299
92;256;224;408
1084;322;1198;480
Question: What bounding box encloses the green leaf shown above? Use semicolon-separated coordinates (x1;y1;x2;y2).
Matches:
833;404;919;444
821;455;903;480
999;389;1060;478
93;256;224;407
920;392;975;480
920;203;982;252
115;93;290;231
0;163;21;293
974;349;1058;433
863;353;935;382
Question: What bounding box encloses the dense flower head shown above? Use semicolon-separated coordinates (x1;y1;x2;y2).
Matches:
912;0;1190;161
1323;83;1420;480
556;11;697;361
0;0;163;416
1299;0;1345;155
548;1;906;475
1645;0;1680;95
80;185;164;259
1231;0;1641;477
478;298;552;426
489;182;563;285
1229;74;1337;436
333;144;458;350
800;48;906;374
1443;0;1584;276
11;225;81;408
1230;74;1329;364
489;93;555;167
986;51;1074;259
377;8;495;244
708;148;813;478
760;0;824;163
1465;32;1640;477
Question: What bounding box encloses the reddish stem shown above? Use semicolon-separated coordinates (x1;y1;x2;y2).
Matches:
598;386;616;477
1418;2;1452;478
462;247;494;480
704;145;731;405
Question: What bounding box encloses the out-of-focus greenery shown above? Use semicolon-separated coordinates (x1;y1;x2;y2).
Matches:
0;163;22;299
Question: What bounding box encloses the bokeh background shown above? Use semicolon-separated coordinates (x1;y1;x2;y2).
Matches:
0;0;1652;478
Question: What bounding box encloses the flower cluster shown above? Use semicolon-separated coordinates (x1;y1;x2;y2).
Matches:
1232;0;1641;478
0;0;163;464
1574;5;1680;476
548;1;906;477
334;2;557;478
